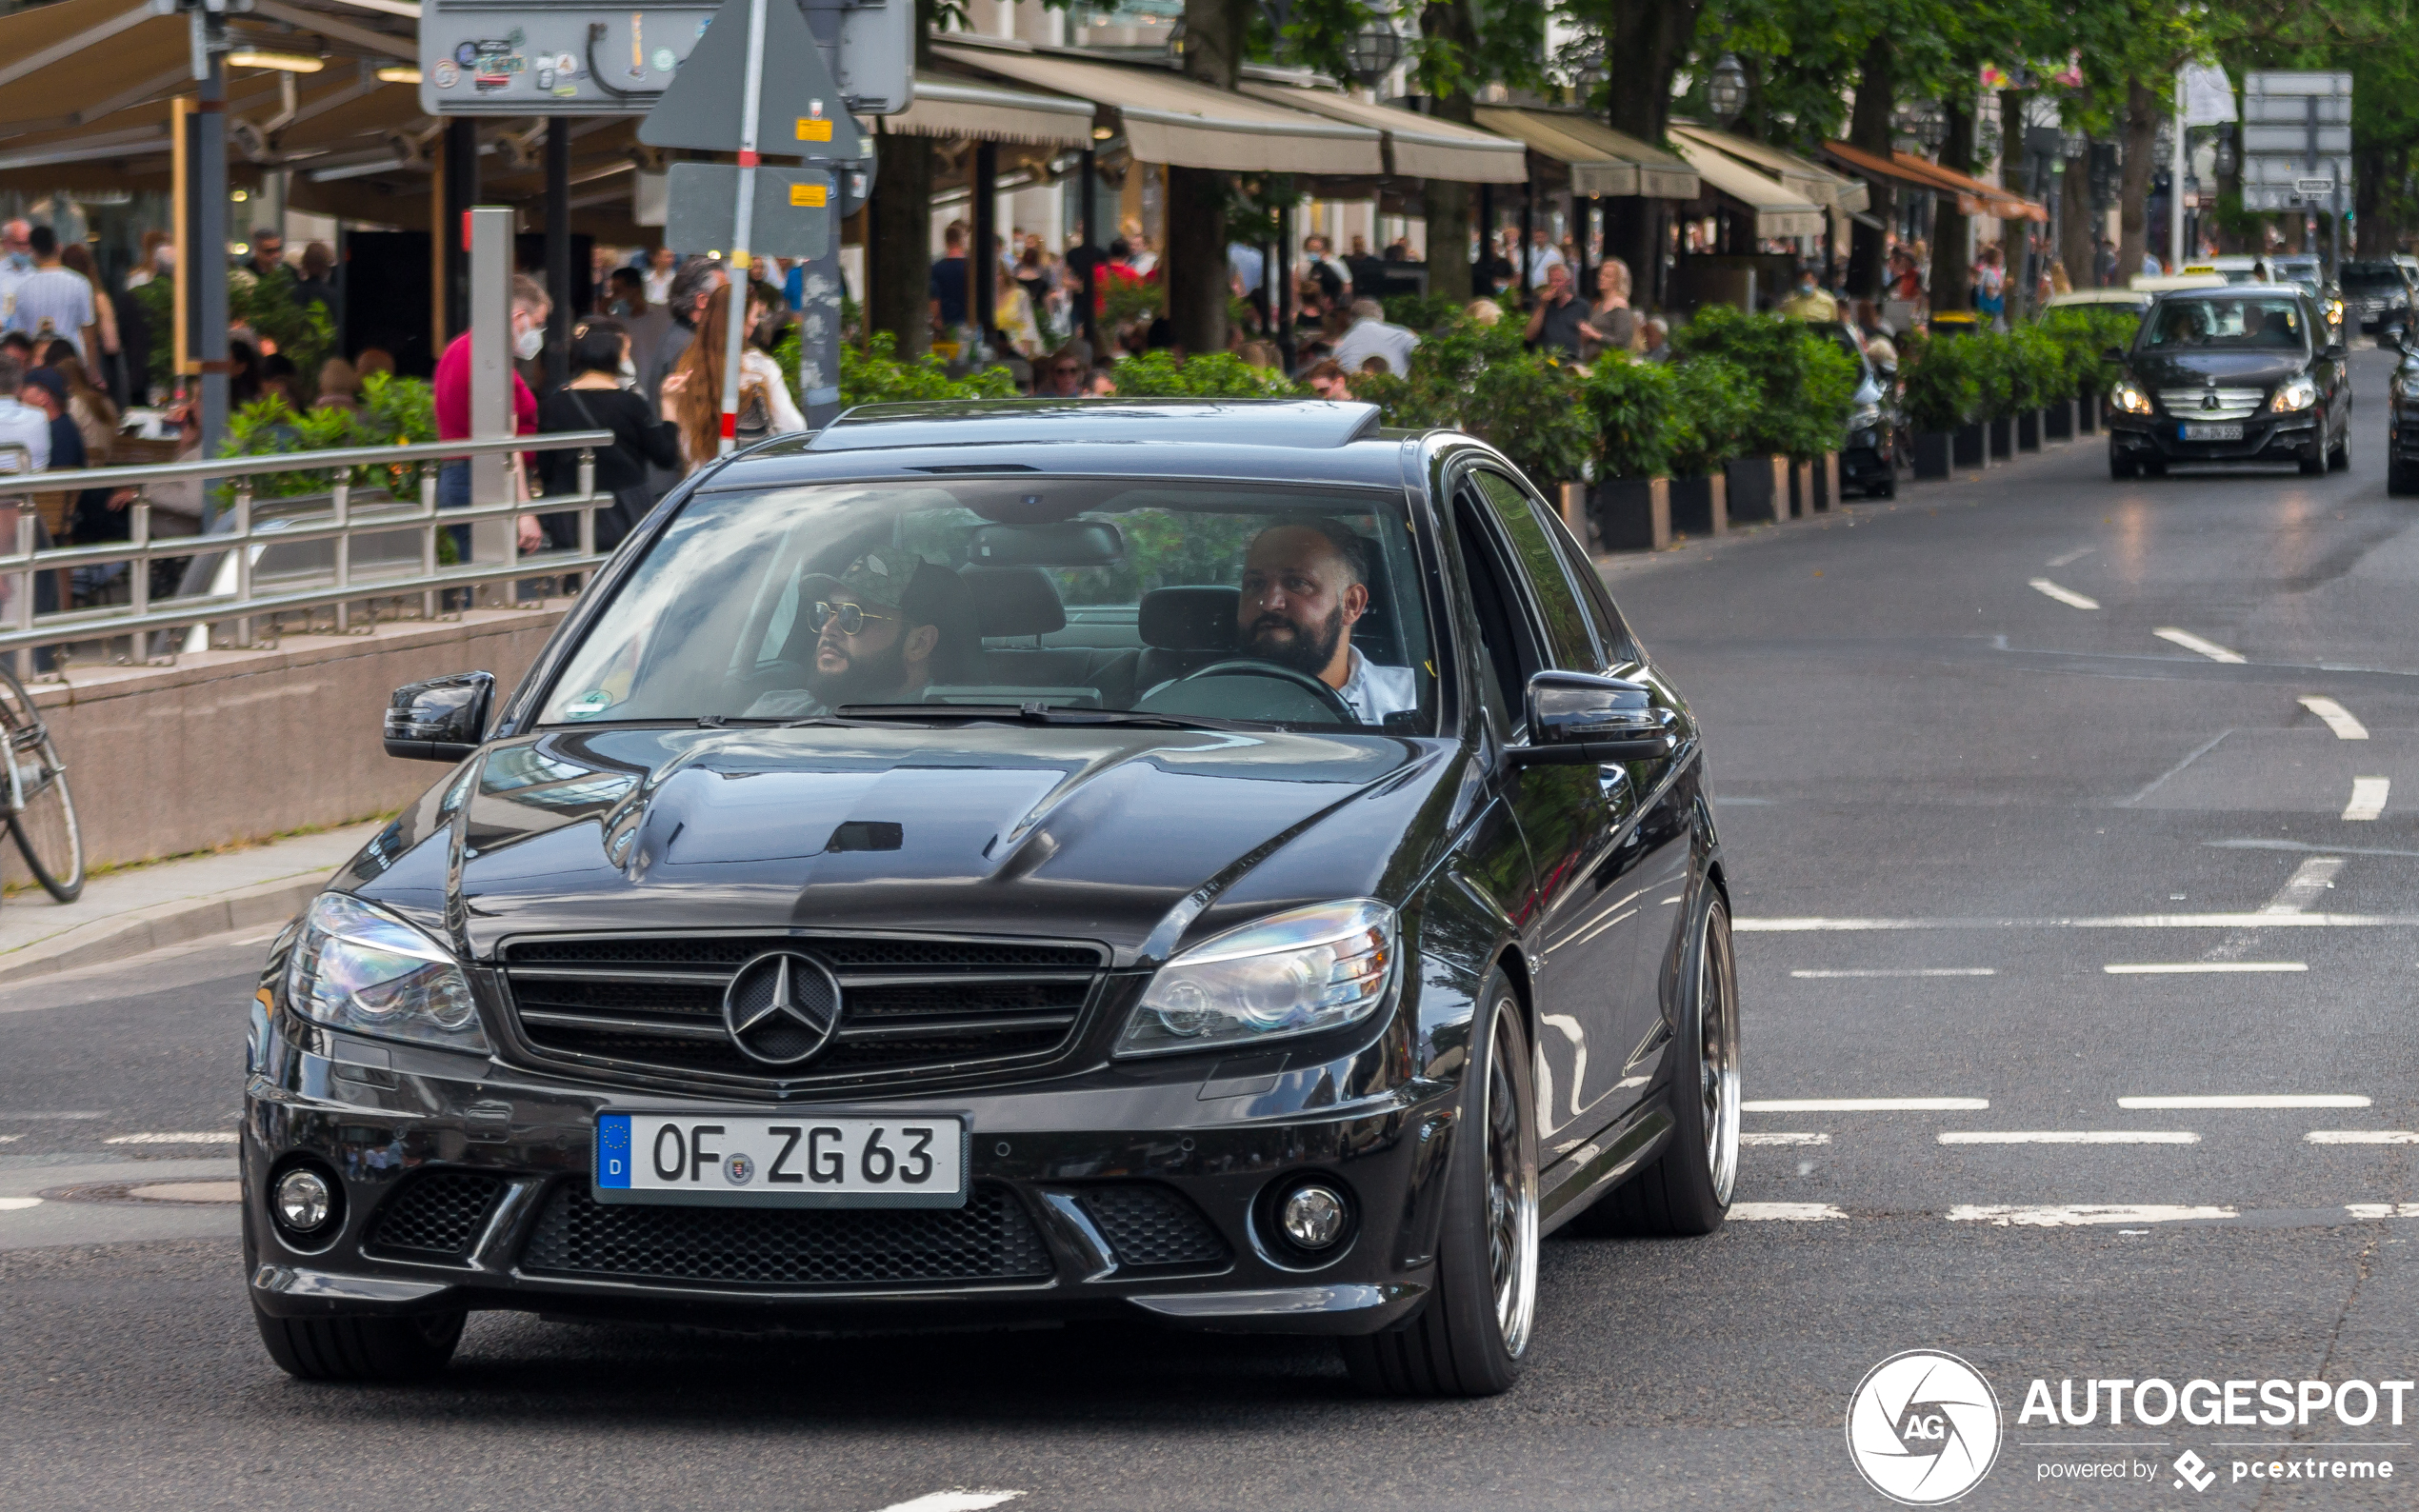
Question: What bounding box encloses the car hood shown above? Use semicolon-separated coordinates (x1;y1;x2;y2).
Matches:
343;724;1454;966
2128;349;2307;391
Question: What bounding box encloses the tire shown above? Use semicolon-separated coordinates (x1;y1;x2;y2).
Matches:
1873;471;1897;500
2300;450;2327;476
1565;895;1741;1237
2390;459;2417;497
2109;452;2137;480
253;1303;465;1383
0;663;81;902
2329;435;2349;471
1341;977;1537;1398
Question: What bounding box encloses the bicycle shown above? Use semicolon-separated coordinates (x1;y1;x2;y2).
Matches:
0;661;81;903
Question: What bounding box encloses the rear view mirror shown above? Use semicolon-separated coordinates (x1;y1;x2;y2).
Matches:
966;520;1125;567
384;671;494;762
1512;670;1675;765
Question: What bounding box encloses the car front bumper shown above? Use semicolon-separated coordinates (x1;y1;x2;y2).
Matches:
2107;410;2318;464
242;1015;1463;1338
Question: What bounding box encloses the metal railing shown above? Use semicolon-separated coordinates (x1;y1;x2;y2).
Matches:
0;430;619;671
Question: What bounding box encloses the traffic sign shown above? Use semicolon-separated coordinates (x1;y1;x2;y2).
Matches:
666;165;833;260
639;0;869;159
2240;71;2351;211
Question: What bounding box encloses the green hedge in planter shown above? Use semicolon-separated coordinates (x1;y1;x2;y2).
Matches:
1581;355;1677;480
1669;306;1859;460
1109;349;1305;397
2005;325;2068;410
2041;306;2141;395
1900;331;1980;434
1663;357;1754;480
1357;318;1593;487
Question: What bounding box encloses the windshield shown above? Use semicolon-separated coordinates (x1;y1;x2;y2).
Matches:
2341;264;2407;290
539;479;1440;732
2143;296;2309;351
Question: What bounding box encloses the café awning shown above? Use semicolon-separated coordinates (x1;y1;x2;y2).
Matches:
1669;134;1828;239
931;40;1382;175
869;70;1097;149
1670;123;1869;215
1237;84;1525;182
1469;107;1700;199
1824;139;2047;223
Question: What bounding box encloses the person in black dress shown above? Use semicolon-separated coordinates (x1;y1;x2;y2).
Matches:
534;320;682;552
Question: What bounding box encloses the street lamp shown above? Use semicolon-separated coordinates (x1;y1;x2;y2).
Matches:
2060;128;2088;160
2213;134;2236;177
1707;53;1749;126
2152;126;2173;170
1898;101;1947;151
1344;24;1404;89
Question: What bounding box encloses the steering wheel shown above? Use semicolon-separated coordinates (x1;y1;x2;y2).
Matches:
1175;659;1358;724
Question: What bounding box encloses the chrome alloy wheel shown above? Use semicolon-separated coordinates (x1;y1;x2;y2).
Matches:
1698;907;1742;1206
1484;1003;1538;1358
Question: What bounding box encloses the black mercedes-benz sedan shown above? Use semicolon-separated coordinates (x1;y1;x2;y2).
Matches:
243;400;1736;1399
2106;285;2350;479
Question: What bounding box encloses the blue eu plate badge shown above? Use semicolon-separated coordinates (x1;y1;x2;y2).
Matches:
596;1114;632;1188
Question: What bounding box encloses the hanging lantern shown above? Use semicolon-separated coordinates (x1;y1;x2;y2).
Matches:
1707;52;1749;126
1344;24;1405;88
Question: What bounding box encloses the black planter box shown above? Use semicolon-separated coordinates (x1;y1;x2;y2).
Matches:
2077;391;2099;434
1669;475;1722;536
1915;431;1953;479
1952;423;1986;468
1590;476;1669;552
2018;409;2042;450
1988;416;2015;459
2044;399;2075;441
1725;456;1781;523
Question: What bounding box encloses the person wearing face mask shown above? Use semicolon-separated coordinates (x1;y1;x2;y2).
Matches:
432;272;549;560
603;266;670;384
1777;262;1838;323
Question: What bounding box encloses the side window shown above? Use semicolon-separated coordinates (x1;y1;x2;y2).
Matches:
1527;493;1642;667
1471;470;1594;670
1452;487;1536;733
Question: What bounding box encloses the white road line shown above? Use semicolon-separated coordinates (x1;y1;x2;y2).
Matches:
102;1132;239;1145
1742;1132;1832;1146
2029;578;2101;610
1729;1202;1849;1221
0;1135;17;1144
1789;967;1996;979
2103;962;2307;975
2261;855;2345;914
2306;1131;2419;1144
0;1111;107;1120
2346;1204;2419;1219
2299;696;2369;740
1739;912;2419;931
2343;777;2390;822
2047;547;2096;567
868;1493;1026;1512
1949;1204;2236;1227
2154;627;2248;664
2120;1094;2371;1109
1744;1098;1989;1112
1938;1131;2200;1144
0;1197;39;1212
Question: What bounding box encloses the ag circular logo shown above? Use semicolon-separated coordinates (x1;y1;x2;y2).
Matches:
1846;1350;2002;1504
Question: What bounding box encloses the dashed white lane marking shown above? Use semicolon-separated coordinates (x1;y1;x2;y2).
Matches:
1729;1202;1848;1221
2307;1131;2419;1144
1739;912;2419;931
2347;1204;2419;1219
2029;578;2101;609
1949;1204;2236;1227
2344;777;2390;822
2261;855;2344;914
1744;1098;1989;1112
2047;547;2097;567
2121;1094;2371;1109
0;1135;17;1144
0;1198;39;1211
2104;962;2307;975
870;1494;1026;1512
125;1182;242;1203
2300;696;2369;740
1789;967;1996;979
1741;1132;1831;1146
1939;1131;2200;1145
2154;627;2248;664
102;1132;239;1145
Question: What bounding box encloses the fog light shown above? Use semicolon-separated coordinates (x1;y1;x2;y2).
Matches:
274;1168;333;1234
1280;1184;1348;1249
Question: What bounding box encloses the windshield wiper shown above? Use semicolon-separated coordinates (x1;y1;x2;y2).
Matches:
832;703;1237;731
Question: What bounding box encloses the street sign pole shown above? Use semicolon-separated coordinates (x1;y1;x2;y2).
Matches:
2170;70;2186;273
716;0;770;456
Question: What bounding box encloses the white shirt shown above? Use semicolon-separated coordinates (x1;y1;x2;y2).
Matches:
643;266;675;305
6;266;93;360
1525;244;1567;289
0;396;50;473
1331;317;1420;377
1337;646;1417;726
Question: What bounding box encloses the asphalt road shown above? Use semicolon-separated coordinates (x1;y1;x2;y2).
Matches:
7;354;2419;1510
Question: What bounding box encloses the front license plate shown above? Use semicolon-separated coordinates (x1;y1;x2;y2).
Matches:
2181;423;2243;442
594;1112;968;1208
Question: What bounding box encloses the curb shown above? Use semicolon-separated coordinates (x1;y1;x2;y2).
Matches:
0;872;330;985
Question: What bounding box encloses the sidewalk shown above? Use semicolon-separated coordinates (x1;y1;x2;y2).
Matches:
0;821;382;984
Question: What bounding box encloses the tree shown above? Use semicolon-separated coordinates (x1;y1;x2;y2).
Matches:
866;0;941;355
1566;0;1703;297
1170;0;1250;352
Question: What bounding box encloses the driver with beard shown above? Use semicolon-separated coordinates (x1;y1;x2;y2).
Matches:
749;548;964;716
1234;521;1416;724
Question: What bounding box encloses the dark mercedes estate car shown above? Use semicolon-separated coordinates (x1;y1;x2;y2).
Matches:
243;400;1736;1399
2106;285;2350;478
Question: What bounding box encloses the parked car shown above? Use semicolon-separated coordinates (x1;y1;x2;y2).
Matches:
2106;286;2350;479
2388;335;2419;495
243;400;1738;1399
2337;259;2418;342
1809;320;1902;497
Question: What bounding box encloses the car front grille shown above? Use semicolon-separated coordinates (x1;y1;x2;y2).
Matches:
519;1182;1055;1289
2158;387;2267;422
1077;1184;1230;1271
363;1170;507;1261
495;932;1109;1092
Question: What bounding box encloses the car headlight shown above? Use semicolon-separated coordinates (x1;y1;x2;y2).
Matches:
1115;900;1396;1057
284;892;488;1052
2109;381;2154;415
2269;375;2320;413
1848;403;1883;432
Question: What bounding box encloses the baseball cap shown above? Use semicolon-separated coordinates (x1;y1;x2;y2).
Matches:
21;368;66;406
804;548;951;621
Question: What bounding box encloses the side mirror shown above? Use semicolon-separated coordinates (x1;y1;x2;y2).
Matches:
2324;340;2348;360
1511;670;1675;765
2102;346;2127;365
384;671;494;762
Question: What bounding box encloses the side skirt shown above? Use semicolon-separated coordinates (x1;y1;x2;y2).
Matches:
1536;1099;1674;1237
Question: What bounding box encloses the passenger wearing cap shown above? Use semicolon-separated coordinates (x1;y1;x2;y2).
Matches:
748;548;963;716
1235;520;1415;724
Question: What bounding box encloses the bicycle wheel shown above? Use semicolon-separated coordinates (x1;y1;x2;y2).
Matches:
0;663;82;902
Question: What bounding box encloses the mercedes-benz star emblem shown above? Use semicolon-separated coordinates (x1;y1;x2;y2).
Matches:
721;951;844;1066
